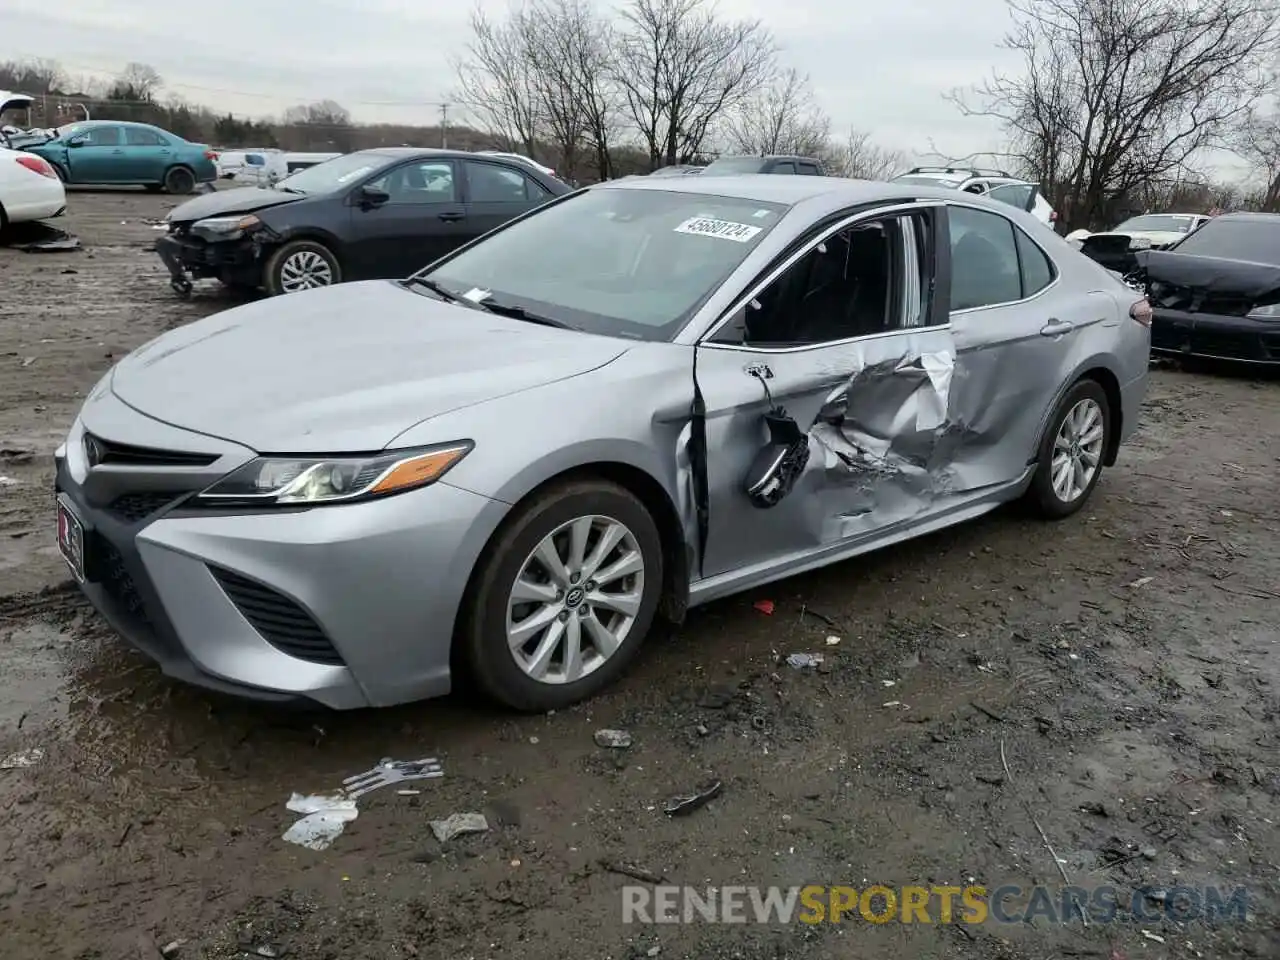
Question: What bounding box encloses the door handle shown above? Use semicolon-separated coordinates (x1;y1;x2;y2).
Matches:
1039;318;1074;337
438;211;465;222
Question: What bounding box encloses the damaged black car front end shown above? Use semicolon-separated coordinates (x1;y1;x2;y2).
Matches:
1131;213;1280;366
156;210;281;297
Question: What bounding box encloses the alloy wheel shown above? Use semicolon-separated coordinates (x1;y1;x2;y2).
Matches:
278;250;334;292
505;514;645;685
1050;398;1105;503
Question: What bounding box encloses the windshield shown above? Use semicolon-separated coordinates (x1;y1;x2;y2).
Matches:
276;154;382;194
419;187;787;340
1169;218;1280;264
1115;215;1198;233
702;157;769;175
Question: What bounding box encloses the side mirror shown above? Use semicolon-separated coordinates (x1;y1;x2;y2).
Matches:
359;185;390;208
66;138;84;148
743;410;810;508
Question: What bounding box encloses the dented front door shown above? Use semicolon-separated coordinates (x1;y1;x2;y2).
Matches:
693;328;956;580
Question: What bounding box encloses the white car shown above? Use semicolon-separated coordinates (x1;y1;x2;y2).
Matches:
1065;213;1211;250
0;146;66;228
477;150;559;179
890;167;1059;228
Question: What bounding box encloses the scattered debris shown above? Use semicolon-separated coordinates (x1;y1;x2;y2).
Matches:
1;222;83;252
0;476;19;488
594;729;633;749
753;599;775;615
881;679;896;687
1080;801;1109;817
245;944;284;958
1141;930;1165;944
429;812;490;842
824;635;842;646
664;779;723;816
0;747;44;769
281;793;358;851
785;653;824;669
1128;576;1154;589
598;859;666;883
342;757;443;800
160;939;186;957
882;700;904;708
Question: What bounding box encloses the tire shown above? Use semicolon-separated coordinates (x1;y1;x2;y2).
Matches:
461;479;664;711
1027;378;1111;519
163;166;196;195
264;240;341;296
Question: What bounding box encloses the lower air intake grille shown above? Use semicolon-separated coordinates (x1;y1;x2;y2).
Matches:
208;567;344;666
106;491;182;524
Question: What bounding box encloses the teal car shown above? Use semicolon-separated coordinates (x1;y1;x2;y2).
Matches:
27;120;218;194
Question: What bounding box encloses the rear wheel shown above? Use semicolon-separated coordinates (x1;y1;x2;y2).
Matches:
461;480;663;711
264;240;341;295
163;166;196;195
1027;379;1111;519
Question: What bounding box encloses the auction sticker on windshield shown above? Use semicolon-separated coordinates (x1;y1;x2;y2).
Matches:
674;217;763;242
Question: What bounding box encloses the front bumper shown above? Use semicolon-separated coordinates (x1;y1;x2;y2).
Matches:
155;232;260;288
1151;308;1280;365
55;388;508;708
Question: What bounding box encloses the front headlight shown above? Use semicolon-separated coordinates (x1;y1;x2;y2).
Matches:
1247;303;1280;320
192;214;260;239
194;442;472;507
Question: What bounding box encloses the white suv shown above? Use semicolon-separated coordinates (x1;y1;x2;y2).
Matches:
890;167;1059;229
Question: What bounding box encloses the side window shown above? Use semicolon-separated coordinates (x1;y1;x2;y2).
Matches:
720;212;931;347
465;161;544;202
369;161;457;203
79;126;122;146
1014;227;1056;297
797;162;821;176
773;161;797;175
948;206;1023;310
986;183;1033;212
125;127;167;146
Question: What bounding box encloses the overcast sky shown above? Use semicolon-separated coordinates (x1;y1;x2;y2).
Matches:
4;0;1033;162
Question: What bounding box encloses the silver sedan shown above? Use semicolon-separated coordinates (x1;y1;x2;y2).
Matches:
54;175;1151;711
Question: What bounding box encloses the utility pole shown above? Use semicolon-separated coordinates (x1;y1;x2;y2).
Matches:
439;103;449;149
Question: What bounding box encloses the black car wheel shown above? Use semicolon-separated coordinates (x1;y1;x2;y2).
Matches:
460;479;664;712
164;166;196;195
264;240;342;296
1027;378;1111;519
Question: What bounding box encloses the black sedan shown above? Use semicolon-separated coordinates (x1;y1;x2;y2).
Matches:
155;148;571;297
1134;212;1280;366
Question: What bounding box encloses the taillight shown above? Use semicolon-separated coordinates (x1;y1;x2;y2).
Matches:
1130;298;1152;326
205;149;218;160
15;155;56;179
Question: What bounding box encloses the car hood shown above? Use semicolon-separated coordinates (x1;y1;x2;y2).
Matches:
109;280;630;452
1090;229;1187;248
1135;249;1280;302
167;186;305;223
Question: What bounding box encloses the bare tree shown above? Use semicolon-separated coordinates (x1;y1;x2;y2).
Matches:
614;0;776;169
951;0;1279;231
283;99;351;127
519;0;622;179
454;5;541;156
723;67;830;156
1231;100;1280;210
821;129;908;180
108;62;163;103
0;58;64;95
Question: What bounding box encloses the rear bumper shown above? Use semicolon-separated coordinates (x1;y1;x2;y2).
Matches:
1151;308;1280;365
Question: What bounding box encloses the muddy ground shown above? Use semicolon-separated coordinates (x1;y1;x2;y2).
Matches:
1;191;1278;960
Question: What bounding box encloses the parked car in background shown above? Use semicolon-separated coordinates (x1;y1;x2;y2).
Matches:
1132;211;1280;365
1068;213;1212;273
0;91;48;150
216;148;284;183
283;151;342;173
156;148;571;297
26;120;218;194
61;176;1150;711
0;146;67;228
702;154;826;175
890;167;1059;228
648;164;705;177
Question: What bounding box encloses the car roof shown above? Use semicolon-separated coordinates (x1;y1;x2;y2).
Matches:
601;173;961;209
1206;211;1280;223
363;147;537;161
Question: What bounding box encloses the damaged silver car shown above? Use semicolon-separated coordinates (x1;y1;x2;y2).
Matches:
54;177;1151;712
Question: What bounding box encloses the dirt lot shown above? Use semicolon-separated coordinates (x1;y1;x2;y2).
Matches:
1;191;1278;960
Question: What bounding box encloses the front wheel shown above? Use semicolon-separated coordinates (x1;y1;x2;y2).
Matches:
263;240;341;295
164;166;196;195
461;480;664;711
1027;379;1111;519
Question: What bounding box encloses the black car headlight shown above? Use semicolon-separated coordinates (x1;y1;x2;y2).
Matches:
191;214;262;241
194;442;473;507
